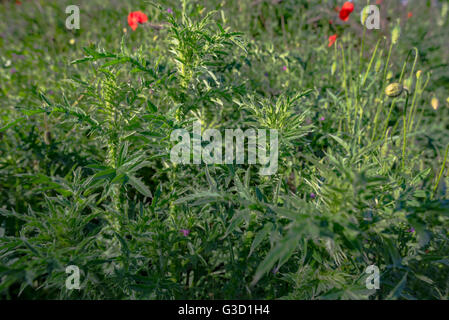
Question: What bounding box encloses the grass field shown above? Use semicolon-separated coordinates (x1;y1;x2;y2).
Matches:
1;0;449;299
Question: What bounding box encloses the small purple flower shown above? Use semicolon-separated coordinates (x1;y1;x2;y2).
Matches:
272;266;279;274
47;90;54;95
407;227;415;233
310;193;316;199
282;65;287;72
319;116;325;121
167;8;174;14
10;67;17;74
264;72;269;77
180;229;190;237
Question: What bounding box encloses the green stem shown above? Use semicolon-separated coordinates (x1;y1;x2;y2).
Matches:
402;90;410;169
372;41;394;141
406;78;420;132
340;44;351;132
362;39;381;88
359;26;366;76
411;74;431;132
383;42;394;87
379;98;396;141
433;144;449;198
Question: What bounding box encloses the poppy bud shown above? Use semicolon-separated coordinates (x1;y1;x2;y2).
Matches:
331;61;337;75
391;23;401;45
385;83;404;97
375;58;382;73
416;70;422;79
381;143;388;157
386;71;393;80
404;78;412;91
361;7;369;25
431;97;439;110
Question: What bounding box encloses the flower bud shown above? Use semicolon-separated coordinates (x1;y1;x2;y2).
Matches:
416;70;422;79
391;23;401;45
404;77;412;91
385;83;404;97
431;97;439;110
386;71;393;80
361;7;369;25
375;59;382;73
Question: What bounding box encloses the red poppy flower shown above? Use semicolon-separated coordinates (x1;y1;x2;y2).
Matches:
128;11;148;31
407;12;413;19
376;0;383;4
328;34;337;47
339;2;354;22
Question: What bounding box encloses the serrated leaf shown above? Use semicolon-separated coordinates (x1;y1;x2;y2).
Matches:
127;175;152;198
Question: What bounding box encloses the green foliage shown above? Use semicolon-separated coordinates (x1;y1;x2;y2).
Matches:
0;0;448;300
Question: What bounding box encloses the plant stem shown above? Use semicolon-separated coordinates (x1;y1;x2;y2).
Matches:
433;144;449;198
372;41;394;141
402;90;410;169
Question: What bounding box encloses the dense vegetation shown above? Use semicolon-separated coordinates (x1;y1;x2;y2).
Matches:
1;0;448;299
